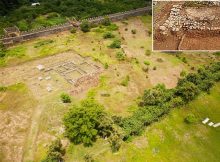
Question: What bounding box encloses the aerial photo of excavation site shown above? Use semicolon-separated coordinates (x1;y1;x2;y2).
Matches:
0;1;220;162
153;1;220;50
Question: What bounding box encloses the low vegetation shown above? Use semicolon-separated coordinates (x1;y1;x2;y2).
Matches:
121;62;220;138
60;93;71;103
109;39;121;48
42;139;65;162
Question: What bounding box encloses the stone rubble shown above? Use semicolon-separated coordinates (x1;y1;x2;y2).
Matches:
159;4;220;35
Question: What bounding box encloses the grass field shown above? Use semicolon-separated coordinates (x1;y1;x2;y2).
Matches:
64;83;220;162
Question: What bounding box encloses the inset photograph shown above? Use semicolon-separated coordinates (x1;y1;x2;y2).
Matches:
153;1;220;50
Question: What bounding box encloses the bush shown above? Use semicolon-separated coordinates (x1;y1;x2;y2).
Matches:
116;52;126;61
63;99;115;146
175;81;199;103
102;16;111;26
84;154;94;162
131;29;137;34
121;75;130;86
0;86;7;92
60;93;71;103
153;66;157;70
144;61;150;66
145;50;151;56
109;40;121;48
180;70;187;77
80;21;90;32
103;32;115;39
184;114;197;124
17;20;29;31
70;28;77;33
140;84;173;107
0;43;6;58
104;63;109;69
41;139;65;162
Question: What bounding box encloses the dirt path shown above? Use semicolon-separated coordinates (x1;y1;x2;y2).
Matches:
22;104;44;162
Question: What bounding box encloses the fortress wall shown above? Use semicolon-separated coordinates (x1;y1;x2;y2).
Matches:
1;7;151;47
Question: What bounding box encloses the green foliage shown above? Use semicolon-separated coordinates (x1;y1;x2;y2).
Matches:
144;61;150;66
145;50;151;56
0;0;148;36
184;114;197;124
121;62;220;139
63;99;115;146
104;63;109;69
34;40;54;48
213;52;220;56
131;29;137;34
121;75;130;86
0;86;7;92
108;133;122;152
84;154;94;162
80;21;90;32
180;70;187;77
41;139;65;162
70;28;77;33
17;20;29;31
106;24;119;31
109;40;121;48
116;51;126;61
60;93;71;103
140;84;173;107
103;32;115;39
102;16;111;26
175;81;199;103
0;43;6;58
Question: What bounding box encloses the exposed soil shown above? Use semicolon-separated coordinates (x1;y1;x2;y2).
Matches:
153;1;220;50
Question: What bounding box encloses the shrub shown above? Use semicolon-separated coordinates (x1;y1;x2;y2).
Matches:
153;66;157;70
70;28;77;33
0;86;7;92
80;21;90;32
84;154;94;162
108;133;122;152
131;29;137;34
175;81;199;103
184;114;197;124
144;61;150;66
60;93;71;103
142;66;149;73
180;70;187;77
116;51;126;61
103;32;115;39
145;50;151;56
102;16;111;26
109;40;121;48
140;84;173;107
0;43;6;58
17;20;29;31
41;139;65;162
104;63;109;69
121;75;130;86
34;40;54;48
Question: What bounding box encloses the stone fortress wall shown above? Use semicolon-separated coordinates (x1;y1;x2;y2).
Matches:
1;6;151;47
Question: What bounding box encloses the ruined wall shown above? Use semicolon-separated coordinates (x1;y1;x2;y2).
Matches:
1;7;151;47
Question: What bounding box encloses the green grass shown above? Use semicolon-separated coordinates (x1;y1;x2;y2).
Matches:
0;83;36;111
91;83;220;162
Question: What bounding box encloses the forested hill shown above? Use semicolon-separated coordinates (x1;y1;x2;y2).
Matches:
0;0;149;35
2;0;149;17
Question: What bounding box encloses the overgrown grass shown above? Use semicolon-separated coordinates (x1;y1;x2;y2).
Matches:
85;83;220;162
